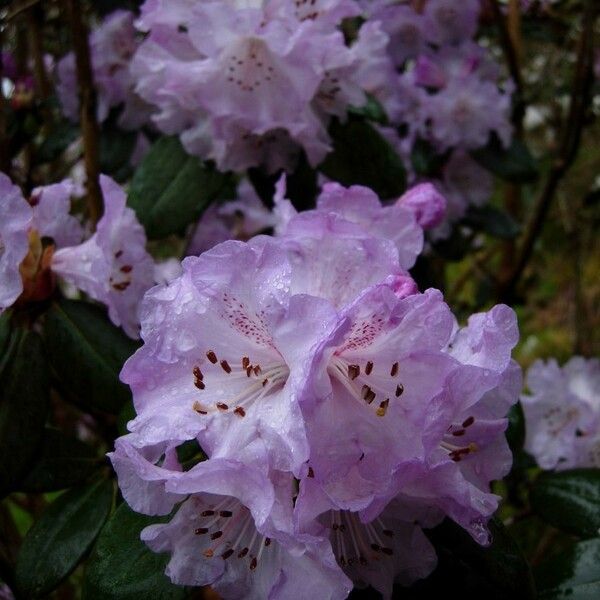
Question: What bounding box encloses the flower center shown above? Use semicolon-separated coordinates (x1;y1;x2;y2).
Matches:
328;510;394;568
328;355;404;417
439;415;478;462
192;349;289;418
109;249;134;292
193;497;273;568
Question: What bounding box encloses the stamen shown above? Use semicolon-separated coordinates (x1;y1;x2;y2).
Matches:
250;557;257;570
365;361;373;375
390;362;399;377
238;547;249;558
203;549;214;558
452;429;465;436
395;384;404;397
307;466;315;478
216;402;229;412
220;511;233;518
365;389;376;405
195;527;208;535
222;549;234;560
253;365;262;376
207;350;218;364
376;398;389;417
211;531;223;540
195;380;205;390
348;364;360;380
193;401;208;415
234;407;246;418
462;416;475;428
220;360;232;374
201;510;215;517
242;357;250;369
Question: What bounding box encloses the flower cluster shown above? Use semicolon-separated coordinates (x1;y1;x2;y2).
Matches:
0;172;154;338
57;10;152;130
522;357;600;470
111;181;520;598
129;0;395;172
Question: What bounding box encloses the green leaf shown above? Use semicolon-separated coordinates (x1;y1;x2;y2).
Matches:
320;117;406;199
535;538;600;599
15;479;113;598
471;136;538;183
403;518;536;599
531;469;600;538
411;137;449;178
506;402;526;452
83;503;187;600
44;298;139;414
128;136;232;239
0;328;49;496
100;128;138;182
14;428;101;493
464;205;521;239
348;95;388;125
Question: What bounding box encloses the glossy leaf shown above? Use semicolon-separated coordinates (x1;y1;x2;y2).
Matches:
471;136;538;183
44;299;139;414
535;538;600;599
400;518;536;599
15;479;113;598
83;503;187;600
531;469;600;538
128;136;232;239
14;428;101;493
320;117;406;199
464;205;521;239
0;328;49;496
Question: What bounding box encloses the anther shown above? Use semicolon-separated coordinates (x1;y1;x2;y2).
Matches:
264;538;271;547
120;265;133;273
253;365;262;376
395;384;404;397
390;362;399;377
194;380;205;390
238;547;249;558
452;429;465;436
192;401;207;415
216;402;229;412
307;466;315;478
365;361;373;375
201;510;214;517
365;389;376;405
348;364;360;380
262;378;268;387
211;531;223;540
234;407;246;418
361;385;370;400
220;510;233;518
203;549;214;558
195;527;208;535
246;366;252;377
222;549;234;560
381;547;394;556
462;416;475;428
376;398;389;417
206;351;218;364
193;367;203;380
250;557;258;570
242;357;250;369
220;360;232;374
371;543;381;552
383;529;394;538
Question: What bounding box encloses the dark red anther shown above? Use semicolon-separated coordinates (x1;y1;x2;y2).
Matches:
206;350;218;364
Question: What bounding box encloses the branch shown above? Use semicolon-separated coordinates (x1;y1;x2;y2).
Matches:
63;0;103;224
497;1;597;302
26;5;51;100
0;30;11;173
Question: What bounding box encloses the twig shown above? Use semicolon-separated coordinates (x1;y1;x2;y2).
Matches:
26;5;51;100
4;0;43;21
498;1;597;302
490;0;526;131
0;30;11;173
63;0;103;224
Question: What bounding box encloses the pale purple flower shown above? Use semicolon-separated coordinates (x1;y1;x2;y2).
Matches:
188;180;275;255
30;180;84;248
0;173;32;312
522;357;600;470
131;0;391;171
396;183;447;230
57;11;152;128
422;0;480;46
110;441;352;599
52;175;154;338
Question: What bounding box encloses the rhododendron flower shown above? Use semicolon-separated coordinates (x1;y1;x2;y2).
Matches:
522;357;600;470
57;10;151;129
52;175;154;338
131;0;394;170
422;0;480;46
110;442;352;599
397;183;447;230
29;180;84;248
0;173;32;312
188;180;275;255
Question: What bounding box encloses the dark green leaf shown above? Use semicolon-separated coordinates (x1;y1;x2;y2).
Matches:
471;136;538;184
432;227;473;261
15;479;113;598
14;428;101;493
83;503;187;600
0;329;49;496
411;137;449;178
531;469;600;538
403;518;536;599
100;128;138;182
464;205;521;239
506;402;526;452
348;95;388;125
535;538;600;599
320;117;406;199
128;136;232;239
44;299;139;413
